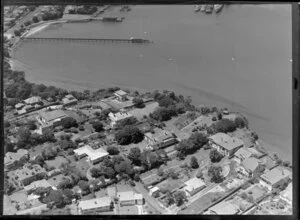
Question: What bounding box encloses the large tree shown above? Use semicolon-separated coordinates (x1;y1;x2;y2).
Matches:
92;121;104;132
209;149;224;163
207;165;224;183
106;146;120;155
174;191;187;206
61;117;78;129
127;147;141;165
132;97;145;108
190;156;199;169
115;126;144;145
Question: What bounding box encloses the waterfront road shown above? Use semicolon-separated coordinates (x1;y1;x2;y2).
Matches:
6;6;43;35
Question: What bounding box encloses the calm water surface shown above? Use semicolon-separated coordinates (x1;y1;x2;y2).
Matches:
14;5;292;160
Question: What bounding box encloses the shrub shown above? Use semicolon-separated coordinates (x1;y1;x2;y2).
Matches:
209;149;224;163
78;125;85;131
106;146;120;155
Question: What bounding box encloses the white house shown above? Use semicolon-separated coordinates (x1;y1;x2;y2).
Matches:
117;191;144;206
280;182;292;205
73;145;109;164
114;90;128;101
183;177;206;197
108;112;134;127
259;167;291;191
208;133;244;157
78;197;112;214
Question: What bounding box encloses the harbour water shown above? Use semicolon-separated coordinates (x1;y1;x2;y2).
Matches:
13;5;292;160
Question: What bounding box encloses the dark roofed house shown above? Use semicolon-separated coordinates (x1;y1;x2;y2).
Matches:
208;133;244;157
62;94;78;106
37;110;68;127
144;128;178;150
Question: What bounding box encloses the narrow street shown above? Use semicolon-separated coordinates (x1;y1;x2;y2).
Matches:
133;182;167;214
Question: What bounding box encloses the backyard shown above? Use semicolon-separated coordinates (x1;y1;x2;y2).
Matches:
45;156;69;170
178;191;224;214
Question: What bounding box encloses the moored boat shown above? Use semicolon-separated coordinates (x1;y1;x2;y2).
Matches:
200;5;206;12
194;5;200;12
205;5;214;14
214;4;224;13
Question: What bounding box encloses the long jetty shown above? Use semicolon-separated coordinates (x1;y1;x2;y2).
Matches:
21;37;153;44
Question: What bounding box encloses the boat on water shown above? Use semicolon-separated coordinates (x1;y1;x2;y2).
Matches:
194;5;200;12
214;4;224;13
205;5;214;14
99;16;124;22
200;5;206;12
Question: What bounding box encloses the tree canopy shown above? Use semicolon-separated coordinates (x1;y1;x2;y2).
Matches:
61;117;78;129
92;121;104;132
209;149;224;163
115;126;144;145
207;165;224;183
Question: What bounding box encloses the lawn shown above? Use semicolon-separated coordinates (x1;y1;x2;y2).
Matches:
156;178;184;192
41;207;71;215
128;102;159;120
116;182;133;192
118;205;139;215
45;156;68;170
178;191;224;214
144;203;160;214
121;140;149;155
258;198;291;215
227;195;252;212
246;185;267;201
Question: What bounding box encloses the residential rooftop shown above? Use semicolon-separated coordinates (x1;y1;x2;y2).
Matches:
24;179;52;192
184;177;206;192
209;133;244;151
39;110;68;123
78;196;112;211
117;191;143;202
9;164;46;182
109;112;133;121
234;147;253;160
74;145;109;161
145;128;175;143
261;167;291;185
24;96;41;105
114;90;127;96
280;182;292;202
242;157;260;172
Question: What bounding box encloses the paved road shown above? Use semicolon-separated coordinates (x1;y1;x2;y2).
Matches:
6;6;43;35
134;182;167;214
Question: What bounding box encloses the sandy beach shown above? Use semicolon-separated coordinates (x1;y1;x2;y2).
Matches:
24;20;68;38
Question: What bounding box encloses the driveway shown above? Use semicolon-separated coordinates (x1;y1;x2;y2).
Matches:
133;182;167;214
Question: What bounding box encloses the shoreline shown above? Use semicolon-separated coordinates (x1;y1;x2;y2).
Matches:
9;61;291;162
